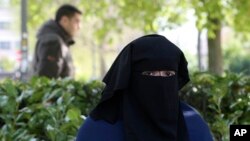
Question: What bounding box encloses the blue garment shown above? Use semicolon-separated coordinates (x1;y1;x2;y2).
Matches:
181;102;214;141
76;102;213;141
76;117;125;141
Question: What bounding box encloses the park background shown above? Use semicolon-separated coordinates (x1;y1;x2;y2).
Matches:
0;0;249;141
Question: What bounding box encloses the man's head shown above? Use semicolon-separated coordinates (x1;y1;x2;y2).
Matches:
55;4;82;37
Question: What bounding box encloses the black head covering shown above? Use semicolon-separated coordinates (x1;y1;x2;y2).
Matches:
90;34;190;141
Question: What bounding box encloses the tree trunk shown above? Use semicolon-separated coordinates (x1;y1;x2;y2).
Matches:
207;18;223;75
91;42;97;79
99;45;106;78
197;30;202;71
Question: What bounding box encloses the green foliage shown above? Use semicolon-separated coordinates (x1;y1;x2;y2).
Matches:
188;0;224;38
0;77;103;141
12;0;188;43
189;0;250;36
0;57;16;72
232;0;250;33
224;41;250;75
1;73;249;140
228;57;250;75
180;72;250;141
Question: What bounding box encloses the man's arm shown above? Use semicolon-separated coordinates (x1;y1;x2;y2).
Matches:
36;38;63;78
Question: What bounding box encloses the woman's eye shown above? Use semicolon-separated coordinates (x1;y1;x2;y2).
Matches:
164;72;172;76
142;71;175;77
150;72;158;76
142;71;151;76
163;72;169;76
163;71;175;77
142;71;158;76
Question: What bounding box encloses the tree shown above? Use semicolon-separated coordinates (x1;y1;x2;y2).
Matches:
60;0;187;77
188;0;223;74
188;0;250;74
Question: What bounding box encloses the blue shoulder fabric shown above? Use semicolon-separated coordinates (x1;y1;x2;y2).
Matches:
76;117;125;141
76;101;214;141
181;101;214;141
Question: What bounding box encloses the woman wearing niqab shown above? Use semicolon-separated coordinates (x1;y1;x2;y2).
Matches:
76;34;214;141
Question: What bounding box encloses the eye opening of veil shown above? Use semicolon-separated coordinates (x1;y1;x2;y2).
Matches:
141;70;176;77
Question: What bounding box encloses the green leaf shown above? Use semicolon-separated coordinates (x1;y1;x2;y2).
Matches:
0;95;8;107
65;108;81;122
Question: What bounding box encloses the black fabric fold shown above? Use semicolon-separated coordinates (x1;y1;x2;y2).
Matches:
90;34;190;141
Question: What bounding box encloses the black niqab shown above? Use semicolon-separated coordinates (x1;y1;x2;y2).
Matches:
90;34;190;141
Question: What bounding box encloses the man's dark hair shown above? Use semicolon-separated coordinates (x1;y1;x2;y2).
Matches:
55;4;82;22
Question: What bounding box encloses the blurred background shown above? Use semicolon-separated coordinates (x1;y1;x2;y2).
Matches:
0;0;250;80
0;1;250;140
